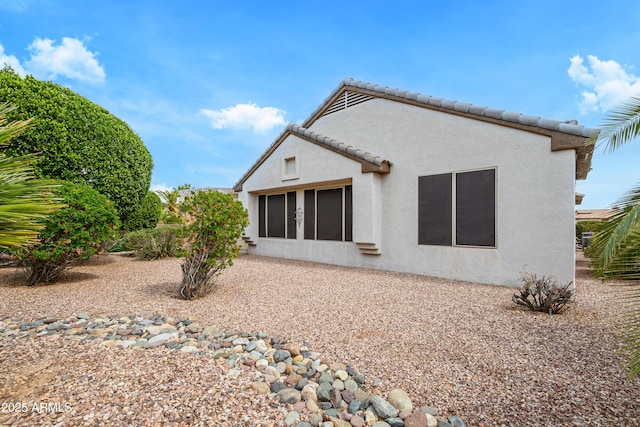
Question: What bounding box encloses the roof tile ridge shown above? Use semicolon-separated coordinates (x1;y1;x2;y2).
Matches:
288;124;385;166
339;78;599;136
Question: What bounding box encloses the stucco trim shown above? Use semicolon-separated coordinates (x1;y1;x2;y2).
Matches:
234;124;390;192
302;79;596;180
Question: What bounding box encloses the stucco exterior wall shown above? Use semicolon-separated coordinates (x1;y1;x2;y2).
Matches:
239;98;577;287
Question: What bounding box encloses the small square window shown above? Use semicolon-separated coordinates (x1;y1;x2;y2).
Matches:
282;155;299;181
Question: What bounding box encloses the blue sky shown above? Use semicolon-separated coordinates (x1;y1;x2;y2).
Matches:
1;0;639;209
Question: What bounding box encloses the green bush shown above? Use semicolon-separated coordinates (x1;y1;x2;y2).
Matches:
123;226;183;260
123;191;163;231
15;181;120;285
0;67;153;224
179;190;248;299
512;272;575;314
576;220;607;241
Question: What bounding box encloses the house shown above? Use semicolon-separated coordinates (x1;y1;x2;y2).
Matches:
575;209;617;222
234;79;596;287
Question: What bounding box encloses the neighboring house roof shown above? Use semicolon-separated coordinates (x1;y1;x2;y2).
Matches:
234;79;597;191
234;123;390;191
576;209;617;221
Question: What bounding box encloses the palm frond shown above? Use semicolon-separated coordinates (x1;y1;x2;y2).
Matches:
589;94;640;153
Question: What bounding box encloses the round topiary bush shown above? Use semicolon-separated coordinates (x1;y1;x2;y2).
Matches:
122;190;163;231
16;181;120;285
0;67;153;224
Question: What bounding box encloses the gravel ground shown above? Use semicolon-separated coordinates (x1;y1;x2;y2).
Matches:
0;252;638;426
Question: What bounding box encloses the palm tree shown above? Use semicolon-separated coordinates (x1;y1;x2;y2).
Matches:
155;183;190;224
0;103;61;250
586;94;640;378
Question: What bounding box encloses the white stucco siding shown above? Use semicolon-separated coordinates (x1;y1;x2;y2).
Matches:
307;99;577;286
239;134;380;268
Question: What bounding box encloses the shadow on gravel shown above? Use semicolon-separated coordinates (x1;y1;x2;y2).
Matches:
141;281;183;299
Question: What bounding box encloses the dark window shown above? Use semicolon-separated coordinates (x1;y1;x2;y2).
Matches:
456;169;495;247
267;194;285;238
258;195;266;238
418;169;496;248
418;173;452;246
317;188;343;241
344;185;353;242
304;189;315;240
303;186;352;242
287;191;297;239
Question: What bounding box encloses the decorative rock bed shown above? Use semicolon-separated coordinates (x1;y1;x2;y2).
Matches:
0;313;467;427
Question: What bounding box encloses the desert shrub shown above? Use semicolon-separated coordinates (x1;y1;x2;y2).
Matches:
179;189;248;299
0;67;153;224
122;191;163;231
15;181;120;285
123;226;183;260
512;272;575;314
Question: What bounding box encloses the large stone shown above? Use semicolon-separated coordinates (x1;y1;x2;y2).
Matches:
331;388;345;409
317;382;333;402
250;382;270;394
344;379;358;392
447;417;466;427
334;369;349;381
232;337;249;346
404;411;428;427
348;398;360;415
372;422;391;427
285;373;302;386
306;398;320;413
386;418;404;427
145;332;176;348
365;408;378;425
350;415;365;427
301;384;318;402
274;349;291;362
277;387;301;404
388;388;413;412
309;413;322;427
354;388;370;402
425;413;438;427
371;395;398;419
328;416;351;427
318;371;334;384
284;411;300;426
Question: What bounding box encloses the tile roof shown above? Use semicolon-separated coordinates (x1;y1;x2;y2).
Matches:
233;123;390;191
305;78;598;138
234;78;597;191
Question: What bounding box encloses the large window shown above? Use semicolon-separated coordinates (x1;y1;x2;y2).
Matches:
418;169;495;247
304;185;352;242
258;192;297;239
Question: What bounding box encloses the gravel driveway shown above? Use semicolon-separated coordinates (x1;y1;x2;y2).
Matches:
0;252;638;426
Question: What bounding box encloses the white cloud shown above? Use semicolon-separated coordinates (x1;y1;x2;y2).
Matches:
150;183;173;194
568;54;640;114
25;37;105;84
0;43;27;75
199;103;286;133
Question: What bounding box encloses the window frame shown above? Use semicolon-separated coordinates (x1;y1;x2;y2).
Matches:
418;167;497;249
258;192;297;240
304;185;353;242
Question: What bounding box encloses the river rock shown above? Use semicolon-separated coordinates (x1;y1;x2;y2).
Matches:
371;395;398;419
277;387;301;404
388;388;413;412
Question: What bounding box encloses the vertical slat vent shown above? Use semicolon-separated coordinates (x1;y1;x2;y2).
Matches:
322;91;373;117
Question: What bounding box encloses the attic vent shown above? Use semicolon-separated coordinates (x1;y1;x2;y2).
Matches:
322;91;373;117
